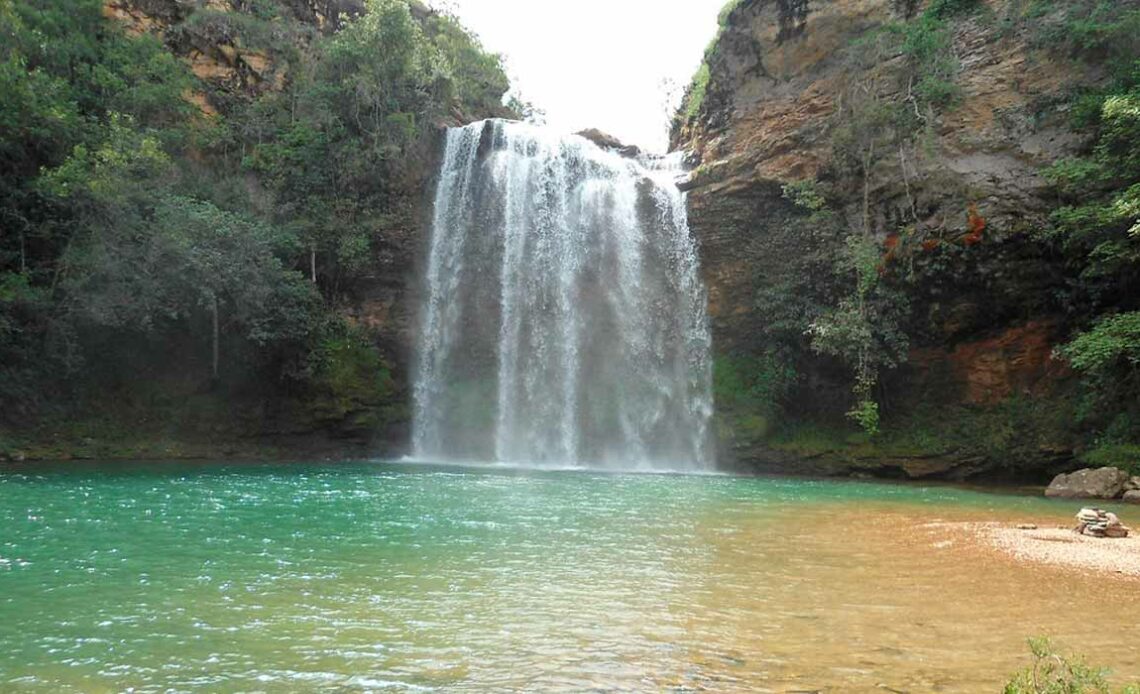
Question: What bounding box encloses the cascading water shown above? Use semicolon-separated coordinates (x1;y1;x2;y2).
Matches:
412;119;713;471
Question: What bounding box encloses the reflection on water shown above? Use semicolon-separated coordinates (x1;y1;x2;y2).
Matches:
0;461;1137;692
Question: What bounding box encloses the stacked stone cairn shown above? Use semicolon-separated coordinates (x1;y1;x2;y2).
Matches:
1075;508;1131;538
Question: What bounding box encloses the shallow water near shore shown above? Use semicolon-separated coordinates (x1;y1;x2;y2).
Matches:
2;460;1138;692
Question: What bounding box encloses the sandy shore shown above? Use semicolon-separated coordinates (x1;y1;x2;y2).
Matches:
959;522;1140;577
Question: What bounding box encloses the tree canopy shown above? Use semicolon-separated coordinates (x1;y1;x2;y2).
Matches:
0;0;510;435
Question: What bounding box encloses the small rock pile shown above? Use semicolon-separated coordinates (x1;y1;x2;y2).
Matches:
1075;508;1131;538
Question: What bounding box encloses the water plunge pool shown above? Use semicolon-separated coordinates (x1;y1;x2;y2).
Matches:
1;460;1137;691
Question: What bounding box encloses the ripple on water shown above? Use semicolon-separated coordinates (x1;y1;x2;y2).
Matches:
0;461;1138;692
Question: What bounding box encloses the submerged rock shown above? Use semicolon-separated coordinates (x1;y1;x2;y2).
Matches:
1045;467;1130;499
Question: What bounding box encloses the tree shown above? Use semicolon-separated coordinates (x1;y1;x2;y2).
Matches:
41;118;318;383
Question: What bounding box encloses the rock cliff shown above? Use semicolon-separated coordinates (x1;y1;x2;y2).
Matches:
674;0;1104;479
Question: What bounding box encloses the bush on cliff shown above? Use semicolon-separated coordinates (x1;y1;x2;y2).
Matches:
1034;3;1140;450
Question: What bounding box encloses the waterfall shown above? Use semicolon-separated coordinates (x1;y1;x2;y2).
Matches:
412;119;713;472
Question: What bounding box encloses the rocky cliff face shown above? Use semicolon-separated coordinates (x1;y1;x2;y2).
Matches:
104;1;363;113
674;0;1097;478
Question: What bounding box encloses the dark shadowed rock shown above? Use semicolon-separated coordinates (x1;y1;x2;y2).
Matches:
1045;467;1130;499
575;129;641;158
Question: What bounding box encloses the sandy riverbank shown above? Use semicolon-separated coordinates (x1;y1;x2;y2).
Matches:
950;521;1140;577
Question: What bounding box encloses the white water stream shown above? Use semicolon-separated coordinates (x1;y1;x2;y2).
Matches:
413;120;713;471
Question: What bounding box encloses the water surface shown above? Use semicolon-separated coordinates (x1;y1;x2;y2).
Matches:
1;461;1137;691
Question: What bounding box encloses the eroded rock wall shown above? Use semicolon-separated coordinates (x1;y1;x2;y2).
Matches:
676;0;1095;477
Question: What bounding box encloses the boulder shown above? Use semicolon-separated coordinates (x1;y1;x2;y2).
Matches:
1124;490;1140;504
1126;476;1140;492
1045;467;1130;499
575;129;641;158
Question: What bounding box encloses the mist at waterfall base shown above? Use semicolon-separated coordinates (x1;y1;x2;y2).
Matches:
412;120;714;472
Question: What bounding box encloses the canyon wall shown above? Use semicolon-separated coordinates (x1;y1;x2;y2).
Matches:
675;0;1102;478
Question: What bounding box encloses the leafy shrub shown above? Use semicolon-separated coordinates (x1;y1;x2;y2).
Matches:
1004;637;1140;694
1062;312;1140;377
808;234;911;435
1027;4;1140;450
303;321;396;424
684;63;711;122
1079;443;1140;476
713;352;798;444
714;353;797;414
846;397;881;436
1059;312;1140;435
423;12;509;117
718;0;745;26
675;0;744;128
925;0;983;19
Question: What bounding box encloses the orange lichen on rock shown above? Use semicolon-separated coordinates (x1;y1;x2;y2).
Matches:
880;233;901;268
182;89;218;117
964;203;986;246
910;321;1069;406
102;0;159;35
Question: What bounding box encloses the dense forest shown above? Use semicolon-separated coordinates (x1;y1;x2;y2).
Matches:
0;0;511;458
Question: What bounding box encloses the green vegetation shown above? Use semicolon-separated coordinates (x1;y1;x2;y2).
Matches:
0;0;510;452
303;323;401;429
1031;2;1140;456
925;0;984;20
1005;638;1140;694
673;0;742;132
893;4;969;110
769;396;1076;469
713;352;797;444
1078;443;1140;477
806;232;910;436
1061;313;1140;432
683;63;711;123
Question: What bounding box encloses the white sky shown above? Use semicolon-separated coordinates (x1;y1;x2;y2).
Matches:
432;0;727;153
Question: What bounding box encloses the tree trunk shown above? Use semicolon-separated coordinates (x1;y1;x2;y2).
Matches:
310;245;317;284
211;296;220;384
862;143;874;238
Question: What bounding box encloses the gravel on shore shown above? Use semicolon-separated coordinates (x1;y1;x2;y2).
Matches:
977;523;1140;577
